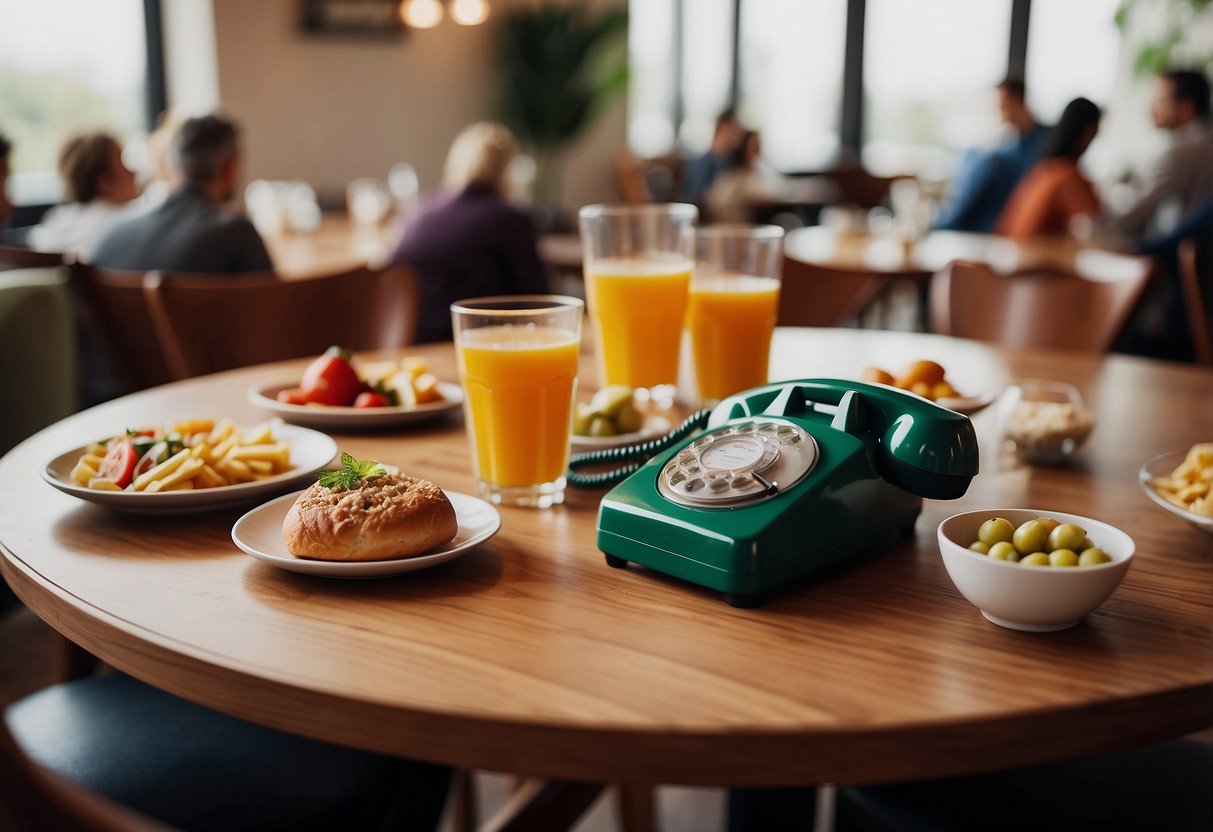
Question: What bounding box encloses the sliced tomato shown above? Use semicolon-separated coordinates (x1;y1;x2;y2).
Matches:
97;440;138;489
353;391;391;408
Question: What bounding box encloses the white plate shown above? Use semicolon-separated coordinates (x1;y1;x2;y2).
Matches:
248;382;464;430
1139;451;1213;537
570;416;673;452
232;489;501;578
42;424;339;514
936;391;995;416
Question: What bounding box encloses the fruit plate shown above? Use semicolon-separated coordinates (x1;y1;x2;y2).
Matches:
41;425;338;514
570;416;673;452
248;382;463;430
936;391;995;416
232;489;501;578
1139;451;1213;536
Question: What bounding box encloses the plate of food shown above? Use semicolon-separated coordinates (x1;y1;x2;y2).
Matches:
42;418;338;513
248;348;463;430
1139;444;1213;536
231;454;501;578
860;360;994;416
570;385;673;451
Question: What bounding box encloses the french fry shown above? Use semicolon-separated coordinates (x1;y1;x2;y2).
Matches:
87;477;122;491
145;457;204;492
228;442;289;470
195;463;226;489
81;453;105;468
132;448;191;492
163;479;196;491
245;459;273;475
1154;443;1213;517
217;457;255;482
206;418;235;446
71;461;99;485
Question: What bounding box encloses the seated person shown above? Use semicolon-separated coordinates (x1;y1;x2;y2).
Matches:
90;114;272;274
996;98;1101;240
705;130;763;222
681;108;745;208
29;131;141;259
387;121;547;342
933;77;1048;233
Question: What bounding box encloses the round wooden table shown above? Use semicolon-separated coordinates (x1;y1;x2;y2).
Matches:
3;330;1212;787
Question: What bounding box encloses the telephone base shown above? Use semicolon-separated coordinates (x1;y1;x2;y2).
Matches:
605;554;628;569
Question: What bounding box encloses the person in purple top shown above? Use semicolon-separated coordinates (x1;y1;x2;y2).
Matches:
388;122;548;342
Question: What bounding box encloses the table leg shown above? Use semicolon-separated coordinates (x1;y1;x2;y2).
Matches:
478;778;605;832
617;783;656;832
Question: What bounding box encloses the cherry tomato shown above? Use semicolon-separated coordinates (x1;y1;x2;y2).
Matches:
97;440;138;488
277;387;311;406
353;391;391;408
299;347;362;406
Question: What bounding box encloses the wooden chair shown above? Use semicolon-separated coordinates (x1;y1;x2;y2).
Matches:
929;256;1153;353
1178;239;1212;366
68;263;184;390
142;265;418;380
821;166;899;210
0;243;63;271
778;255;889;328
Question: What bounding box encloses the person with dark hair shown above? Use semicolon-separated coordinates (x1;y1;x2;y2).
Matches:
29;132;140;258
680;108;745;208
996;97;1101;239
0;131;12;229
1106;69;1213;237
933;77;1049;232
90;114;272;273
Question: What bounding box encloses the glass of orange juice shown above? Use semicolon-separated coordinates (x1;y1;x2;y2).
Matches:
688;224;785;406
451;295;583;508
578;203;697;404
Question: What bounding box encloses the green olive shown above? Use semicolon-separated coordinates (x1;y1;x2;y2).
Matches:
588;416;616;437
1021;552;1051;566
1049;549;1079;567
978;517;1015;546
614;401;644;434
987;541;1020;561
572;403;595;435
1079;547;1112;566
589;385;635;417
1079;537;1095;551
968;541;990;555
1047;523;1087;552
1013;520;1049;555
1035;517;1061;536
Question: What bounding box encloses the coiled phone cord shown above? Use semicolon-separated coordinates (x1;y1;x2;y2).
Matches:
567;408;712;489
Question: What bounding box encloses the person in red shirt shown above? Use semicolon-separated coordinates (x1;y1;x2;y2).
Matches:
996;98;1101;240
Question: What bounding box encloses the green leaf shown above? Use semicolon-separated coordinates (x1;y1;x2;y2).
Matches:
315;452;387;491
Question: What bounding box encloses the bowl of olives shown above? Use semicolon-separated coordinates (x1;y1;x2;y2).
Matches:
937;509;1134;632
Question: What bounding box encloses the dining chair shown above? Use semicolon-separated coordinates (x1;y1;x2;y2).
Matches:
778;255;888;328
2;673;451;831
0;243;63;272
1177;239;1212;366
68;263;183;391
929;256;1153;353
142;265;419;380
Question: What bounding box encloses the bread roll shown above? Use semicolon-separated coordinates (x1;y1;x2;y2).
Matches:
283;473;457;561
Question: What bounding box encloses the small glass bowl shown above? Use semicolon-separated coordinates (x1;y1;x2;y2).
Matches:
997;380;1095;464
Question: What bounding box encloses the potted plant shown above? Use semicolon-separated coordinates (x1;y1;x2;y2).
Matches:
493;2;628;229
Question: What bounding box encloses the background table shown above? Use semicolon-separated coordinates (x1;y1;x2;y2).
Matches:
2;330;1212;787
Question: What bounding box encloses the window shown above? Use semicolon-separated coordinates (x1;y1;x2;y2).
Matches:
627;0;679;158
738;0;847;172
863;0;1014;178
0;0;149;205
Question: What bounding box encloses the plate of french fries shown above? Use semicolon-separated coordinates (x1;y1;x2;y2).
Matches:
41;418;338;513
1139;444;1213;536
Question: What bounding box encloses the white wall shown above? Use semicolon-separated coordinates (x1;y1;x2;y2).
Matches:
195;0;623;211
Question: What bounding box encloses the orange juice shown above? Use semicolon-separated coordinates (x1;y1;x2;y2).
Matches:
458;325;579;489
585;256;693;388
688;275;780;402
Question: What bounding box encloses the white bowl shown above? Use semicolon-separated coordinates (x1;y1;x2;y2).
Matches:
937;508;1135;632
1139;451;1213;537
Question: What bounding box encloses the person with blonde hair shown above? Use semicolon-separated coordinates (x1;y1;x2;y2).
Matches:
389;122;547;342
29;131;140;258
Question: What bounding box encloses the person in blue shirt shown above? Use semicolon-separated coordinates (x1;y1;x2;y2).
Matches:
933;78;1048;233
681;108;745;209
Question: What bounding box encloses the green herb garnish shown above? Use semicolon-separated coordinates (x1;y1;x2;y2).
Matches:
315;452;387;491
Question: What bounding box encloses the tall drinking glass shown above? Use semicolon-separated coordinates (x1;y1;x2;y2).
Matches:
451;296;583;508
579;203;697;403
688;224;785;406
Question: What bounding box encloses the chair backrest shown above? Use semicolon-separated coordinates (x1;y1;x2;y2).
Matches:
929;256;1153;353
778;255;888;328
821;166;899;210
143;265;419;380
68;263;179;390
0;243;63;271
1;718;166;832
1178;239;1212;366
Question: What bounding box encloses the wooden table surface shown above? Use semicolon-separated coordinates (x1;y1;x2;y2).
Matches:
3;330;1213;787
784;226;1142;279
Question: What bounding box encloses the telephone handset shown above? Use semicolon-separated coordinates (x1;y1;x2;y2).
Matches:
589;379;979;607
